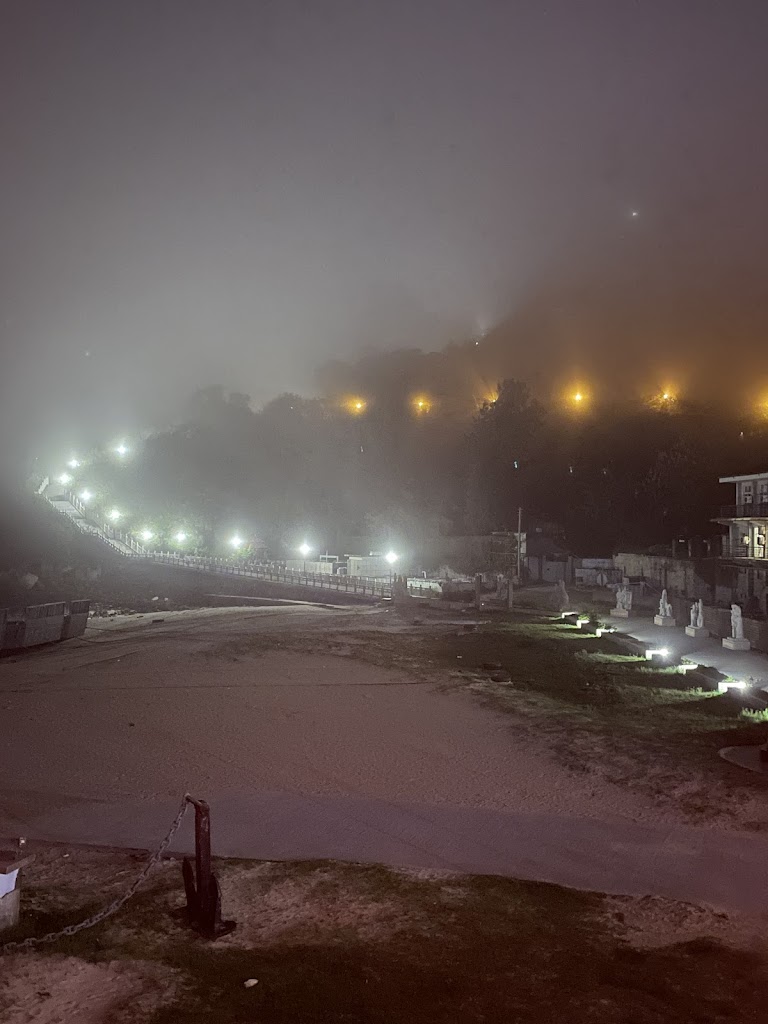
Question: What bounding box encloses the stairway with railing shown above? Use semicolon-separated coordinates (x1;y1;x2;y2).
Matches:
38;485;391;600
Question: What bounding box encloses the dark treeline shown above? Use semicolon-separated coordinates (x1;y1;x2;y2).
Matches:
79;376;768;562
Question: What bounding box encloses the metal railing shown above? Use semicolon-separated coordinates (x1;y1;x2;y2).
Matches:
39;490;391;598
721;542;768;561
715;503;768;520
148;553;392;598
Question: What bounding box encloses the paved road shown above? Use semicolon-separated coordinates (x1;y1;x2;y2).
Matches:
7;791;768;913
2;606;768;913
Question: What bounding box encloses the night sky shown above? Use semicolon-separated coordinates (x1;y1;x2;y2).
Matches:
2;0;768;464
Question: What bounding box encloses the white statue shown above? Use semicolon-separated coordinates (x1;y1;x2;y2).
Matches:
689;601;698;628
696;599;704;630
658;589;673;618
556;579;569;612
616;585;632;611
731;603;744;640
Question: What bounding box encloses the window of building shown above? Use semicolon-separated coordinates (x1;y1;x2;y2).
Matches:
743;482;754;504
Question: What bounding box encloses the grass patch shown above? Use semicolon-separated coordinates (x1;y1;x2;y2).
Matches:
4;854;767;1023
740;708;768;723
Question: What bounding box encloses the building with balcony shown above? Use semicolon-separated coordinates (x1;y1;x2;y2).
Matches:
714;471;768;561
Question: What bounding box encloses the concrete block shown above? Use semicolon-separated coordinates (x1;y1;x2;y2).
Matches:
685;625;709;638
723;636;751;651
654;615;675;626
610;608;630;618
0;888;20;932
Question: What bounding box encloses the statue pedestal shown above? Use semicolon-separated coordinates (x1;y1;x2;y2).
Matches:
722;636;751;651
654;615;675;626
610;608;629;618
684;618;708;634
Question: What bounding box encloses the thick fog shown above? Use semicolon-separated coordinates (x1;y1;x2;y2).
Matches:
2;0;768;472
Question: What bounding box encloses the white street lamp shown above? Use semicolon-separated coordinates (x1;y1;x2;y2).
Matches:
229;534;243;550
298;541;312;573
385;550;399;584
67;458;80;469
139;528;154;543
114;443;129;457
79;489;93;504
107;508;122;522
57;472;72;485
174;531;188;544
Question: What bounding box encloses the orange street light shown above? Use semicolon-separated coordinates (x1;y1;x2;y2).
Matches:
412;395;432;414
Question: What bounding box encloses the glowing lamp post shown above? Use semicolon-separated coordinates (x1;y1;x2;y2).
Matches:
57;472;72;486
139;528;154;544
385;550;399;583
174;531;188;545
229;534;244;553
114;443;129;457
107;508;122;523
299;542;312;574
79;488;93;504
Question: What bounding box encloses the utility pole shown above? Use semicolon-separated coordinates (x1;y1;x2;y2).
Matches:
516;507;523;581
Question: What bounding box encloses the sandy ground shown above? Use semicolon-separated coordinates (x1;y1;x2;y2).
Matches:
2;605;768;916
0;605;678;823
0;956;178;1024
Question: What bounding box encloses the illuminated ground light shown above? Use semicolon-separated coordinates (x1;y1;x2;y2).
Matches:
645;647;669;661
718;680;748;694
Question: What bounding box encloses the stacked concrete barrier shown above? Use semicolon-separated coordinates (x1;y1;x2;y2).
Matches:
1;610;25;650
1;599;91;651
61;599;91;640
19;602;66;647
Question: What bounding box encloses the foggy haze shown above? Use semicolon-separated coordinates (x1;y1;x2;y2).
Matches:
2;0;768;468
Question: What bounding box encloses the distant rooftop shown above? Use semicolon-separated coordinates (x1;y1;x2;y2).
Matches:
720;471;768;483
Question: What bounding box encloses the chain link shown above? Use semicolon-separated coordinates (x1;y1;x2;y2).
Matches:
1;794;191;955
